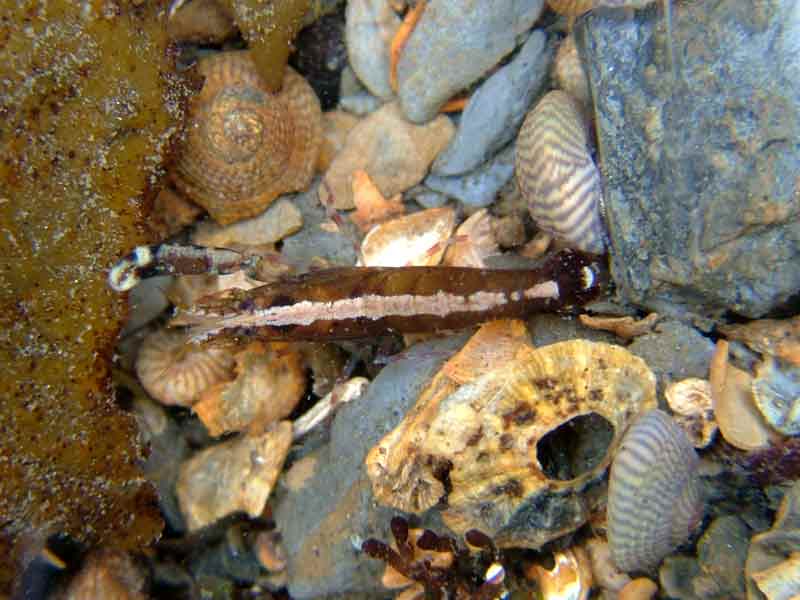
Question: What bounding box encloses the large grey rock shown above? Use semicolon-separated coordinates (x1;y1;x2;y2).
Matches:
578;2;800;319
432;29;551;176
397;0;544;123
272;335;467;599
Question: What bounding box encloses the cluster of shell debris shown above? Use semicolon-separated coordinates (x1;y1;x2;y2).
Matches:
39;0;800;599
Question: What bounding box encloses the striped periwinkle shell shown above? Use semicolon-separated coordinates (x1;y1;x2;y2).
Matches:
608;409;703;572
515;90;606;254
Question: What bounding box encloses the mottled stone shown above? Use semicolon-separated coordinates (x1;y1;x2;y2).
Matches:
578;2;800;319
272;335;467;599
425;144;516;208
397;0;545;123
432;30;551;176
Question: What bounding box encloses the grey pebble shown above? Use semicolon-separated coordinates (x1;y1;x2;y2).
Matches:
432;29;552;176
272;335;469;599
280;182;358;270
397;0;545;123
425;144;515;208
345;0;400;99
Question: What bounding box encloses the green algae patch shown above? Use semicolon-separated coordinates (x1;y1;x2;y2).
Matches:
0;1;188;589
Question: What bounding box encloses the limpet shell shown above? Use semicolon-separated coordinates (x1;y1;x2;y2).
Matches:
367;336;657;549
608;409;703;573
664;378;718;449
516;90;606;254
135;328;236;407
173;51;322;225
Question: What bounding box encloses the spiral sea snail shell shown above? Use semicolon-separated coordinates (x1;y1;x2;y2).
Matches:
607;409;704;573
515;90;606;254
173;51;322;225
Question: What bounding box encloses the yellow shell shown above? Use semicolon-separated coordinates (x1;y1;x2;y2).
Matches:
366;337;657;549
174;51;322;225
515;90;606;254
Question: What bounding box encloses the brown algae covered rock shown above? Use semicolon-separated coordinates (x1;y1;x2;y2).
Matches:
0;0;189;588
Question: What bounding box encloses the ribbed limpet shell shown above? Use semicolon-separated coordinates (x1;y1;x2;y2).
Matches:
516;90;606;254
608;409;703;573
174;51;322;225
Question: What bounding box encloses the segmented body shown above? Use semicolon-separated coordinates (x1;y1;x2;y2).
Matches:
171;250;607;342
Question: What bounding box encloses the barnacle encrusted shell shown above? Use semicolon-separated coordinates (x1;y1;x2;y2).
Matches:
608;409;704;573
515;90;606;254
135;328;236;407
366;337;656;548
173;51;322;225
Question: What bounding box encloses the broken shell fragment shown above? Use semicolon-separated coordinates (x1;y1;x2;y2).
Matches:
359;206;456;266
516;90;606;254
61;549;147;600
579;313;660;340
193;342;306;437
366;338;657;549
173;51;322;225
135;328;236;407
746;480;800;600
752;357;800;436
751;553;800;600
176;421;292;531
608;410;704;573
664;378;718;449
720;316;800;367
442;209;499;268
526;548;592;600
619;578;659;600
350;169;405;232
